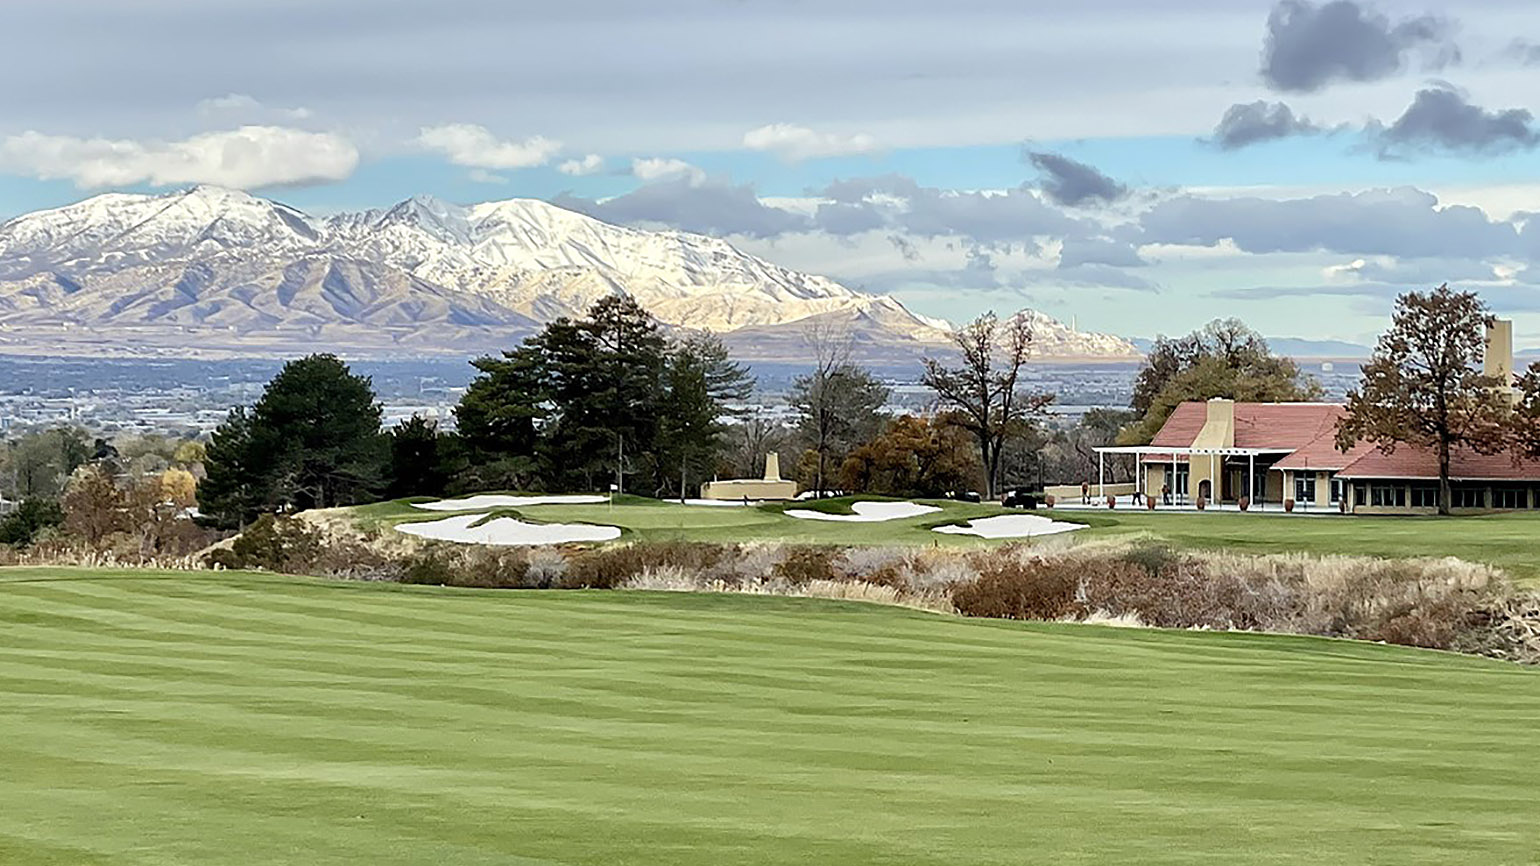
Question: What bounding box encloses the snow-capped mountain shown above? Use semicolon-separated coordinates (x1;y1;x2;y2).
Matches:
0;186;1138;360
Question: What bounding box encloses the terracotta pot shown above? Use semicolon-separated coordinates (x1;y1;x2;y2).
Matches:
1239;496;1251;512
1196;496;1206;510
1284;499;1295;513
1044;494;1056;508
1106;494;1116;510
1146;495;1156;510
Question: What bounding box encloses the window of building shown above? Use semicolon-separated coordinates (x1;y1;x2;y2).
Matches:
1410;485;1439;508
1370;484;1405;507
1452;486;1486;509
1353;483;1367;507
1330;477;1344;503
1493;487;1530;510
1294;474;1316;504
1172;464;1189;497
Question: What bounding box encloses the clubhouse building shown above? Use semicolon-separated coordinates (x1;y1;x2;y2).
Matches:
1094;321;1540;514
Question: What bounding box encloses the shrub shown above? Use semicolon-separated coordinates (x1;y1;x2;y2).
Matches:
0;499;65;547
567;542;734;589
952;552;1084;621
773;546;838;586
216;515;322;573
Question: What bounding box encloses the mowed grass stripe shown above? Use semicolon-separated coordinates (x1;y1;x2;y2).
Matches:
2;569;1538;865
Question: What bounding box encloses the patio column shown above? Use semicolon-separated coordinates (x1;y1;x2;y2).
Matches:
1098;451;1104;499
1209;452;1216;503
1248;453;1255;510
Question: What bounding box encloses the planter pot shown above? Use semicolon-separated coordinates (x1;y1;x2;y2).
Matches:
1239;496;1251;512
1284;499;1295;513
1196;496;1206;511
1044;494;1056;508
1106;495;1116;510
1146;495;1156;510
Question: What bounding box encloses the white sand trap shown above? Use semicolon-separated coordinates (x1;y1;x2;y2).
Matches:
412;494;608;511
396;513;621;546
784;501;941;522
933;514;1085;539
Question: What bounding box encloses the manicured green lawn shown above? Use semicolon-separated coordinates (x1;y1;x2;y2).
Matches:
1052;509;1540;584
2;568;1537;865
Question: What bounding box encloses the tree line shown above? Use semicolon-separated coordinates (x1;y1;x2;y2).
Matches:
187;298;1115;528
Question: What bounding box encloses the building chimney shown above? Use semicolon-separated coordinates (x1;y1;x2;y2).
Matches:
763;452;782;483
1485;319;1514;386
1192;397;1235;449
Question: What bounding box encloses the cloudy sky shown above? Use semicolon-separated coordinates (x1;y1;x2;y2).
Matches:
3;0;1540;343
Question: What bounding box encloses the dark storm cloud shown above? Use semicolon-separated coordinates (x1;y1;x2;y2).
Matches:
553;179;809;239
1138;187;1519;259
1260;0;1457;92
1374;87;1540;157
1209;100;1324;149
1025;152;1128;207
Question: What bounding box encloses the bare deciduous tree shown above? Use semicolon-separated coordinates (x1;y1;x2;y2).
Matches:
921;312;1054;499
789;323;890;497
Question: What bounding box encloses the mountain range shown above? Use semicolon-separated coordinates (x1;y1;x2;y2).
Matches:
0;186;1139;361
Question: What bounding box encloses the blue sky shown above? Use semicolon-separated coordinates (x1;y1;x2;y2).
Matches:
2;0;1540;344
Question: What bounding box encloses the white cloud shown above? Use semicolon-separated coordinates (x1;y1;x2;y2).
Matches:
416;123;561;169
196;93;313;121
0;125;359;189
742;123;880;160
1323;258;1369;280
558;154;605;176
467;168;508;185
630;157;706;185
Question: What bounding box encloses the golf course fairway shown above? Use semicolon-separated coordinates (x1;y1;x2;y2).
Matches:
2;568;1536;865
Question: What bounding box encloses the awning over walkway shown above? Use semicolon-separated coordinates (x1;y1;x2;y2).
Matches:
1088;446;1295;505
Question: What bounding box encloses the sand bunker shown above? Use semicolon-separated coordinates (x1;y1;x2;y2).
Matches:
784;501;942;522
412;494;608;511
396;513;621;546
933;514;1085;539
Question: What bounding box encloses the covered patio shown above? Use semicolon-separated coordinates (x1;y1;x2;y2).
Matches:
1092;445;1296;510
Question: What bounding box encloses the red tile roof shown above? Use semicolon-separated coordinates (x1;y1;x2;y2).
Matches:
1149;402;1345;450
1148;402;1206;448
1273;431;1374;471
1140;399;1540;481
1336;445;1540;481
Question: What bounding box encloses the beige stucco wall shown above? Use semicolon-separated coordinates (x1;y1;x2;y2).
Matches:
1281;470;1336;509
1045;483;1136;501
699;479;798;500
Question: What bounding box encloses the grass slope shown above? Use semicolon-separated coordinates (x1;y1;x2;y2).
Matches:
1056;509;1540;584
2;568;1537;865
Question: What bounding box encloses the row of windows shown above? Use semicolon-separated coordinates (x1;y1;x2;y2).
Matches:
1345;483;1536;509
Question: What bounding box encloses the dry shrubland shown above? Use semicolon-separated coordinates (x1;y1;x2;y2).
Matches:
16;510;1521;664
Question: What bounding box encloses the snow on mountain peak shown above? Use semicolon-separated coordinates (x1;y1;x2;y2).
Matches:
0;186;1139;359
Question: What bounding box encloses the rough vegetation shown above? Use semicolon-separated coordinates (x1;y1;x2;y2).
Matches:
182;514;1540;664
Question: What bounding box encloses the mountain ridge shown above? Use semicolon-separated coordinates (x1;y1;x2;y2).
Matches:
0;186;1140;362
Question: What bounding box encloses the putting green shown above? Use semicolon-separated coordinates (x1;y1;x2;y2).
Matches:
2;568;1536;865
350;495;1023;547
